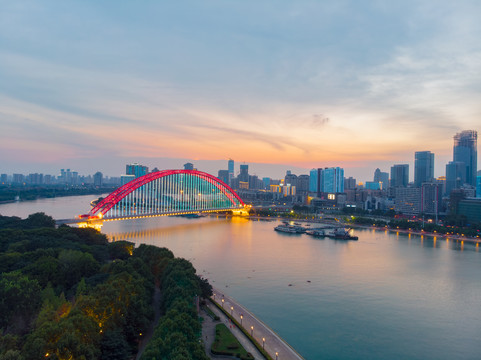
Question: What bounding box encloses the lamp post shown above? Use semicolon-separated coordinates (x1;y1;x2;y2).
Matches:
276;352;278;360
221;299;224;308
230;306;234;316
213;293;216;301
250;326;254;336
240;314;243;326
262;337;265;350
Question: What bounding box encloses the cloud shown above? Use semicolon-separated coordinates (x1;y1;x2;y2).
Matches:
0;0;480;182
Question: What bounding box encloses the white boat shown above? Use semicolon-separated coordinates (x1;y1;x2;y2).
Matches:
274;224;306;233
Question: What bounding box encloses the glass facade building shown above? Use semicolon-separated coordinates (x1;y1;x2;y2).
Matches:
453;130;477;187
390;164;409;187
414;151;434;187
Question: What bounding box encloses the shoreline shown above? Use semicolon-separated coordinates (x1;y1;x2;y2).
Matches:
210;287;304;360
216;214;481;245
350;224;481;245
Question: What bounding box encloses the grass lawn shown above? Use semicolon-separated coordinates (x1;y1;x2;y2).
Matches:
211;323;254;360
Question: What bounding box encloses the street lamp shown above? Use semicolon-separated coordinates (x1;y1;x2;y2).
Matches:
240;314;243;326
213;293;216;301
262;337;265;350
276;352;278;360
230;306;234;316
250;326;254;336
221;299;224;308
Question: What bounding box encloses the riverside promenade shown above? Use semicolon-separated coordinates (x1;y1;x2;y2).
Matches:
211;287;304;360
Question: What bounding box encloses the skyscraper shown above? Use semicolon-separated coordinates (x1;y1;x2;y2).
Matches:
373;168;389;188
445;161;466;196
93;172;103;187
453;130;477;187
320;167;344;193
228;159;234;177
239;164;249;182
309;169;318;192
390;164;409;187
218;170;229;184
414;151;434;187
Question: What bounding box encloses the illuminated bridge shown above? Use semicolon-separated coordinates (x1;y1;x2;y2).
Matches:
73;169;249;229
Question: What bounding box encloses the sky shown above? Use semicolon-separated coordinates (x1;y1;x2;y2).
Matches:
1;1;480;182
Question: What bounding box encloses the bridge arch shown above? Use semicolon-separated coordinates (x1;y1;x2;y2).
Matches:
88;170;246;219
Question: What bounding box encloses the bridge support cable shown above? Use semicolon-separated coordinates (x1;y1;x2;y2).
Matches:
84;170;248;221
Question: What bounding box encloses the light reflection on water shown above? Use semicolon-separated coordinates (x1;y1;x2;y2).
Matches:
102;216;481;360
1;197;481;359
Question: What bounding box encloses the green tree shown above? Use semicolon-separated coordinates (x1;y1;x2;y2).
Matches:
0;272;41;332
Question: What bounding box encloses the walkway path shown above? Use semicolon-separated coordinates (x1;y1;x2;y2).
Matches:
201;303;265;359
212;287;304;360
135;285;162;360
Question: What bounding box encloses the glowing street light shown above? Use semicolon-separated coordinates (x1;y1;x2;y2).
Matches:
250;325;254;336
240;314;243;326
262;337;265;350
230;306;234;316
276;352;279;360
221;298;224;308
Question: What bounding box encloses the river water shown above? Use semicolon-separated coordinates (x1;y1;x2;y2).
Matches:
1;195;480;360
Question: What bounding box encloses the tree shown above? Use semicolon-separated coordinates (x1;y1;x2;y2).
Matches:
0;272;41;332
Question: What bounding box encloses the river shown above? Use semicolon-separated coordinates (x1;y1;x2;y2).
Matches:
1;195;480;360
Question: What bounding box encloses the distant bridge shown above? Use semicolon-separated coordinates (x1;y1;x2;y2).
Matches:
62;170;249;229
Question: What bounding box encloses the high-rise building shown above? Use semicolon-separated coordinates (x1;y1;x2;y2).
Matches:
121;174;135;185
218;170;229;184
310;167;344;194
27;173;43;185
13;174;25;184
284;172;298;188
477;171;481;198
421;183;442;217
320;167;344;193
1;174;8;184
453;130;477;187
262;177;271;189
373;168;389;188
297;175;310;193
394;187;421;215
390;164;409;187
309;169;318;192
365;181;381;190
93;172;103;187
414;151;434;187
445;161;466;196
126;163;149;178
344;177;356;190
239;164;249;182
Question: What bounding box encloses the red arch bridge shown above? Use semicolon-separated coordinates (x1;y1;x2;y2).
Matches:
61;170;249;229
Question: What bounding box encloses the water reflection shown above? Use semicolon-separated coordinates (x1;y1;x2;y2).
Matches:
2;196;481;360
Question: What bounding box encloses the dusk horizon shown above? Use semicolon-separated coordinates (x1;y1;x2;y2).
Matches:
1;1;480;183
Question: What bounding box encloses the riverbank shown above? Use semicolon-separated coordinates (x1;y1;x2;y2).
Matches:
210;213;481;245
211;287;304;360
349;223;481;245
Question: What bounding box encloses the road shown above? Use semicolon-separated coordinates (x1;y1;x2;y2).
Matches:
212;287;304;360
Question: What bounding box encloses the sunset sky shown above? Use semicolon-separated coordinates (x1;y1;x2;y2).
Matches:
1;1;480;181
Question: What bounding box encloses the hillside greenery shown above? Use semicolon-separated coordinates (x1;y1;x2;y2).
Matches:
0;213;211;360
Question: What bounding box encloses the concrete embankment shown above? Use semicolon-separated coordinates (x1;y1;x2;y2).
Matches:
211;287;304;360
352;224;481;245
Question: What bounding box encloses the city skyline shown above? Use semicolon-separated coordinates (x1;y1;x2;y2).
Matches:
1;1;480;181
